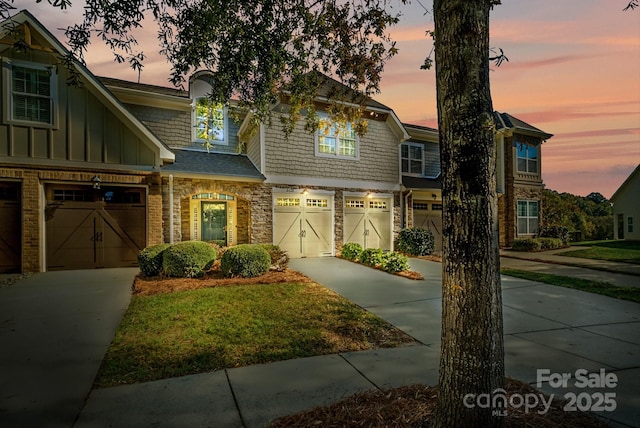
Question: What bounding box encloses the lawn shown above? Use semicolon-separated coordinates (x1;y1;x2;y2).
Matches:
560;240;640;264
501;268;640;303
95;271;416;387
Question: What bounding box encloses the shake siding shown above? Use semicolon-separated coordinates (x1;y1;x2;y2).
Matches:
264;116;400;183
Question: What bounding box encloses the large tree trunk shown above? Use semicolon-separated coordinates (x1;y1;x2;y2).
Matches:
433;1;505;427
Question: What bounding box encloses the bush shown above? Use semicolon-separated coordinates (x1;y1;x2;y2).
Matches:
511;238;542;252
260;244;290;272
138;243;171;277
538;225;569;245
221;244;271;278
360;248;384;267
162;241;217;278
396;228;434;256
537;237;565;250
381;252;409;273
341;242;363;261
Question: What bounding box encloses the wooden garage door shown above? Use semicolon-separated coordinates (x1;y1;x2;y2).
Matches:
344;196;392;251
273;194;333;258
46;186;146;270
0;182;21;273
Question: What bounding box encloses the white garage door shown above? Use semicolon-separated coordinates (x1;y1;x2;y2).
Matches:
344;195;393;251
273;192;334;258
413;201;442;252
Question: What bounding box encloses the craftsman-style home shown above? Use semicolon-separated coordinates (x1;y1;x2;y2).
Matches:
0;10;553;273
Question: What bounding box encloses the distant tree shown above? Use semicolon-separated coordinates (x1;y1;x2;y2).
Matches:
542;189;613;241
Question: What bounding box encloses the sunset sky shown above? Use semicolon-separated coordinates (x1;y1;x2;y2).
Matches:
16;0;640;198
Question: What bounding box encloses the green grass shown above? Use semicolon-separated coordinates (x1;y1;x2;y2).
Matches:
95;282;415;387
560;240;640;264
501;269;640;303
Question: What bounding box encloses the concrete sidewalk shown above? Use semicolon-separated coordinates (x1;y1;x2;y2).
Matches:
74;258;640;428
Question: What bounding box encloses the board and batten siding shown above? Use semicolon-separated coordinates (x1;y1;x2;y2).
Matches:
0;53;158;167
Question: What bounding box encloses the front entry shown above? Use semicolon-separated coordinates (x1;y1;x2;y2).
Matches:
189;194;236;246
201;202;227;242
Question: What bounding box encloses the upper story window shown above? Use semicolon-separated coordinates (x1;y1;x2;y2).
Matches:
3;60;57;127
516;142;538;173
402;143;423;175
316;115;358;159
193;97;226;145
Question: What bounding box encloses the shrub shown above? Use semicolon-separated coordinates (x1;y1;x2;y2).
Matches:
260;244;290;271
538;225;569;245
341;242;363;261
537;237;565;250
221;244;271;278
381;252;409;273
138;243;171;277
511;238;542;252
162;241;217;278
360;248;384;267
396;228;434;256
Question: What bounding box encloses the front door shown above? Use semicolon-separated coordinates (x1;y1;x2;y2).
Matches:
201;201;227;243
617;214;625;239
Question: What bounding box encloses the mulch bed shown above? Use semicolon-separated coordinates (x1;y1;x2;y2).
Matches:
269;379;610;427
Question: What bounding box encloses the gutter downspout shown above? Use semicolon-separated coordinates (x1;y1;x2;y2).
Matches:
404;189;412;229
169;174;174;244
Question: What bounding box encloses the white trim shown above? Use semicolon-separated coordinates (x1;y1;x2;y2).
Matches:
266;175;401;191
272;187;336;195
105;85;190;111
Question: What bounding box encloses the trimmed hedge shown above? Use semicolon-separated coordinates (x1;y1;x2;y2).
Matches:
162;241;217;278
381;252;409;273
341;242;363;261
512;237;566;252
360;248;384;267
138;243;171;277
396;228;434;256
221;244;271;278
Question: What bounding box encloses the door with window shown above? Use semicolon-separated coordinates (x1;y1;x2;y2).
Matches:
344;196;393;251
273;193;333;258
201;202;227;242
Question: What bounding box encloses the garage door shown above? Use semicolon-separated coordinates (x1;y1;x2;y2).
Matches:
0;182;21;273
413;201;442;252
344;195;392;251
46;186;146;270
273;193;333;258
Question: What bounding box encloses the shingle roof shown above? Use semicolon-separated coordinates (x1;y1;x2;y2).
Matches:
403;176;442;190
161;150;265;181
495;112;553;140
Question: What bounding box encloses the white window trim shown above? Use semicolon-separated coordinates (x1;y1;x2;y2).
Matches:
517;199;539;236
401;142;424;177
314;115;360;160
191;97;229;147
2;58;58;129
516;142;539;174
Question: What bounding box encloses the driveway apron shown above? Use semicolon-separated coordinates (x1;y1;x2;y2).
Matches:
289;257;640;427
0;268;136;428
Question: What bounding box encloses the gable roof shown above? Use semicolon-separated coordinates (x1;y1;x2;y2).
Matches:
1;10;175;163
611;164;640;202
495;112;553;141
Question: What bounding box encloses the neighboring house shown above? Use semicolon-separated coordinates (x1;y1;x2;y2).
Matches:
611;164;640;241
0;11;553;273
402;113;553;250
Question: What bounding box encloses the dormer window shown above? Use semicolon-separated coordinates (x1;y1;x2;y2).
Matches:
3;60;57;127
516;142;538;173
193;97;226;146
315;114;359;159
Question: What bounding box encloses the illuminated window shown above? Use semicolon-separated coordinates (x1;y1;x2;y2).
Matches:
306;199;328;207
316;115;358;159
194;97;226;144
369;201;387;209
277;197;300;207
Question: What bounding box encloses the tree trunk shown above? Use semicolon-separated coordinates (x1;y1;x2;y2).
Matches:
433;1;505;427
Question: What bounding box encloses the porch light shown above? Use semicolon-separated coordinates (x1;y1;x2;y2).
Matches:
432;193;437;200
302;189;309;195
91;175;101;190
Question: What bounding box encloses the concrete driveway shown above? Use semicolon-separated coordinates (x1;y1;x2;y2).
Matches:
0;268;136;428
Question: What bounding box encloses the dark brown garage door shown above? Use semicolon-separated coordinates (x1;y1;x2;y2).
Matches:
46;186;146;270
0;182;21;273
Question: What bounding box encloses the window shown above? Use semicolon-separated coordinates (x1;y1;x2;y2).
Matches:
629;217;634;233
517;200;539;235
401;143;423;175
194;97;226;144
516;142;538;173
316;115;358;159
431;203;443;211
346;199;364;208
413;202;429;210
4;61;56;126
276;197;300;207
307;199;328;207
369;200;387;209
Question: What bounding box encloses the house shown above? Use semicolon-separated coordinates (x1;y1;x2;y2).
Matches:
0;10;553;274
611;164;640;240
401;113;553;250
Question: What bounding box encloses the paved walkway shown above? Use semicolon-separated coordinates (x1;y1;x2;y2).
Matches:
1;256;639;427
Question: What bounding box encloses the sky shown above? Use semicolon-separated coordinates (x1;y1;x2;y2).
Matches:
14;0;640;199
